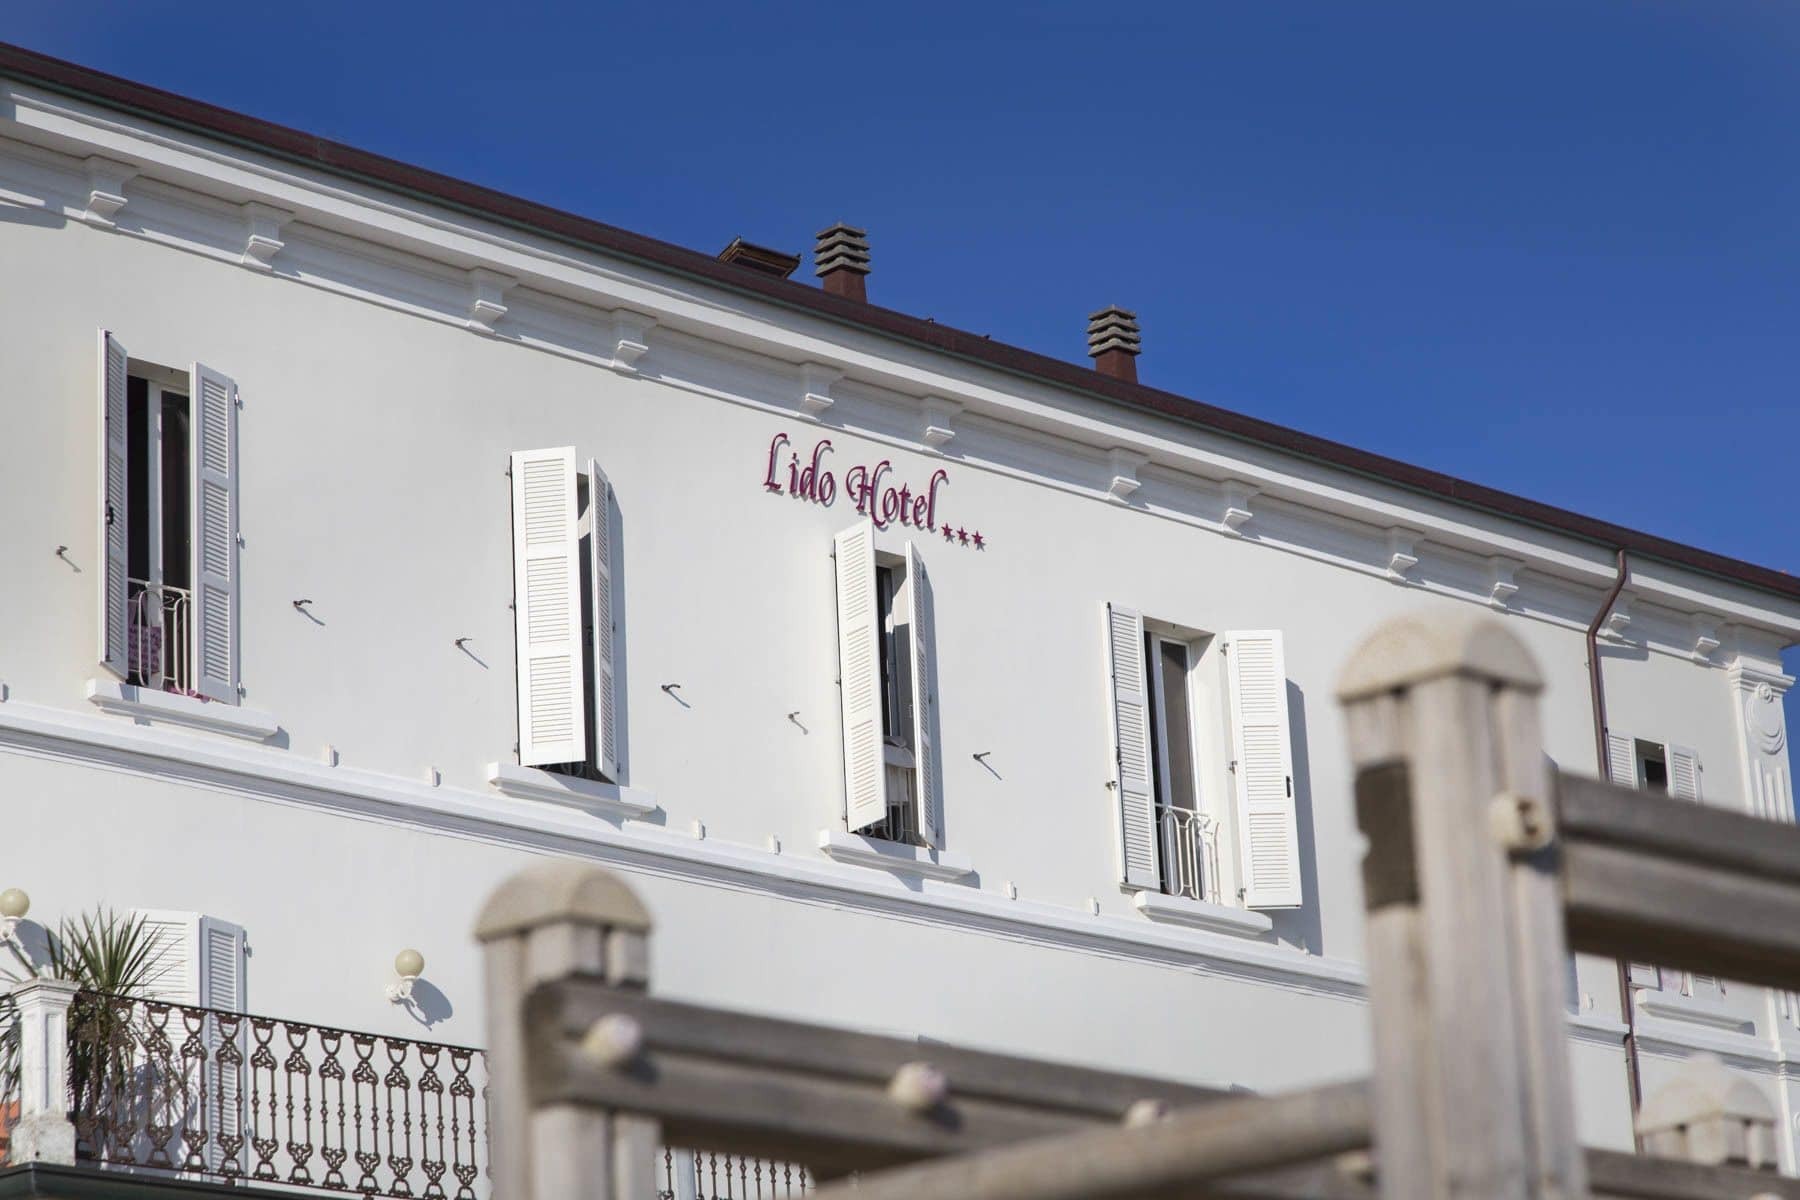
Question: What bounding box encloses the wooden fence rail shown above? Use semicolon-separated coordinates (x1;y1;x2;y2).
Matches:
463;611;1799;1200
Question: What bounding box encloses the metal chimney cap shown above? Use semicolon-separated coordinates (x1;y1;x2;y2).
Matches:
814;223;871;278
1087;306;1142;357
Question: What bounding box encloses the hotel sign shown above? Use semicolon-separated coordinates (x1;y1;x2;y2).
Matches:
762;432;985;547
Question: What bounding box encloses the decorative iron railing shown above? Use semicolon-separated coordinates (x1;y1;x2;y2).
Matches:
127;579;193;695
1157;805;1221;904
64;992;488;1198
658;1149;811;1199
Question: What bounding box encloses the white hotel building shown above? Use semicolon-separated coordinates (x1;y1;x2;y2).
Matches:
1;40;1798;1193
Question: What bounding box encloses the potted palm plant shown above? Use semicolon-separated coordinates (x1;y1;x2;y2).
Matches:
2;908;160;1163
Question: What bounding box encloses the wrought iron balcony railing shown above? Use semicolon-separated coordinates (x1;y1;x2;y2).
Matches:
127;578;194;695
42;991;488;1198
1157;805;1222;905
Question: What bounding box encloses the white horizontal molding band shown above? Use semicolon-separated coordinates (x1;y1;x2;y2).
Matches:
4;88;1793;648
1132;890;1273;939
818;829;975;881
486;762;657;819
86;678;279;742
0;695;1363;1000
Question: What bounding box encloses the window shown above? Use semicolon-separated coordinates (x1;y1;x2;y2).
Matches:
1609;730;1713;995
99;331;240;704
508;448;622;782
834;521;941;849
1104;607;1302;910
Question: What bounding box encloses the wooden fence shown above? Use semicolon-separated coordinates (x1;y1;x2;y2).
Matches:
473;612;1800;1199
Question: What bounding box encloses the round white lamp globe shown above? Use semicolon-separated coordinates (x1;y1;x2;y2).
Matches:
394;948;425;979
0;888;29;920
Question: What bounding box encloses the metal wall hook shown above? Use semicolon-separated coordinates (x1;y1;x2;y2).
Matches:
662;683;683;696
973;751;993;763
454;637;473;648
54;545;68;558
292;599;313;610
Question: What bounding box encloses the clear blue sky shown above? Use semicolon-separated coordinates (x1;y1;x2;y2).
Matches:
12;4;1800;703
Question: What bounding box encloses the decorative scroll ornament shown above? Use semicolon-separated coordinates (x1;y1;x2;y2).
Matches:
1749;683;1787;755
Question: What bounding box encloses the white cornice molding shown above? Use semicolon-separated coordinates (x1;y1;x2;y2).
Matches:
609;308;654;374
80;154;135;227
1487;556;1522;610
239;201;293;271
1385;527;1421;583
1106;448;1147;503
919;395;961;453
1600;595;1634;642
465;268;516;335
798;361;840;420
4;91;1796;648
1219;480;1257;538
0;695;1368;1001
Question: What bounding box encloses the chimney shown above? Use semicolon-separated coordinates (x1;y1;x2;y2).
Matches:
1087;306;1141;383
718;237;800;279
814;222;870;302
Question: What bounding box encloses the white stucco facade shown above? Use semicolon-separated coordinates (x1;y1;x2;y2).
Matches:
3;57;1800;1171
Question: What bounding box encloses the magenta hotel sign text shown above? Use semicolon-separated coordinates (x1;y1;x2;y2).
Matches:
763;432;949;532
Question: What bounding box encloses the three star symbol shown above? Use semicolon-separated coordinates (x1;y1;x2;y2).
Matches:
938;525;987;549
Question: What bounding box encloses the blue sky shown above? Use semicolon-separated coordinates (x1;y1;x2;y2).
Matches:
11;4;1800;707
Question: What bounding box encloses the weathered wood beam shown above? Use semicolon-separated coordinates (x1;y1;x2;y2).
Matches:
1587;1147;1800;1198
803;1080;1372;1200
523;979;1233;1177
1556;773;1800;989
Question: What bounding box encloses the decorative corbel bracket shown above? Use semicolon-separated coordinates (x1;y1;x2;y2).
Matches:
81;156;137;229
240;202;295;272
798;362;842;420
920;396;962;453
1690;614;1722;664
1219;480;1257;537
1487;556;1522;610
609;308;655;374
466;268;517;336
1600;595;1633;641
1385;528;1421;583
1106;449;1148;503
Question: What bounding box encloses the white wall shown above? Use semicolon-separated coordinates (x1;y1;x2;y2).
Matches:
1;110;1796;1164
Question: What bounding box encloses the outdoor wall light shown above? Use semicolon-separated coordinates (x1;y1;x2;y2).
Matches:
0;887;28;944
385;948;425;1004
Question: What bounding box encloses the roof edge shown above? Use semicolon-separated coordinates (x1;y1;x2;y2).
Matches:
2;39;1795;608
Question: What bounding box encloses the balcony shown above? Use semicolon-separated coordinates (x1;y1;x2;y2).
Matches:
0;987;806;1200
1156;804;1222;905
127;579;194;695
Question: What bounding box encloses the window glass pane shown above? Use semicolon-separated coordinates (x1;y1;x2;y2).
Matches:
1636;740;1668;794
126;376;150;582
1158;640;1198;811
160;393;191;591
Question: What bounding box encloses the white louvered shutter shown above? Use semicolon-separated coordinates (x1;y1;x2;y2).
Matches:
906;543;943;849
1224;630;1303;909
136;909;203;1005
510;448;586;766
834;521;885;832
588;459;620;783
1104;604;1158;889
1605;730;1637;787
190;363;240;703
99;331;131;678
1667;744;1701;802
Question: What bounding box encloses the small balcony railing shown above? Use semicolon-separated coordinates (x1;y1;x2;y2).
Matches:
127;579;193;695
658;1149;812;1199
1157;805;1222;905
39;991;489;1198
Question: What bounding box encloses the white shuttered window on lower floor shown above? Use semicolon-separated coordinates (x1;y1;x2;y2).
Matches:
1609;730;1716;996
1103;610;1304;912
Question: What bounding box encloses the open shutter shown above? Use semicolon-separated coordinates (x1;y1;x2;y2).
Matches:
135;909;203;1005
1104;604;1158;889
190;363;240;703
1224;630;1303;909
1667;744;1701;802
906;543;943;849
834;521;885;832
1605;731;1637;787
197;915;247;1171
510;448;586;766
99;331;131;678
587;460;620;783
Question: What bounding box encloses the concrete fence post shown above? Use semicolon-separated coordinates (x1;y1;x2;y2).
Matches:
1338;612;1585;1200
8;977;80;1164
475;860;657;1200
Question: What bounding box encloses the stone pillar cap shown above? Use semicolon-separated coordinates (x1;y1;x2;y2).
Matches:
474;860;650;942
1338;611;1543;702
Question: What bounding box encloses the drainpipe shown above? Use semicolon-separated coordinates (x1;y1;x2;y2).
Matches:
1585;548;1642;1139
